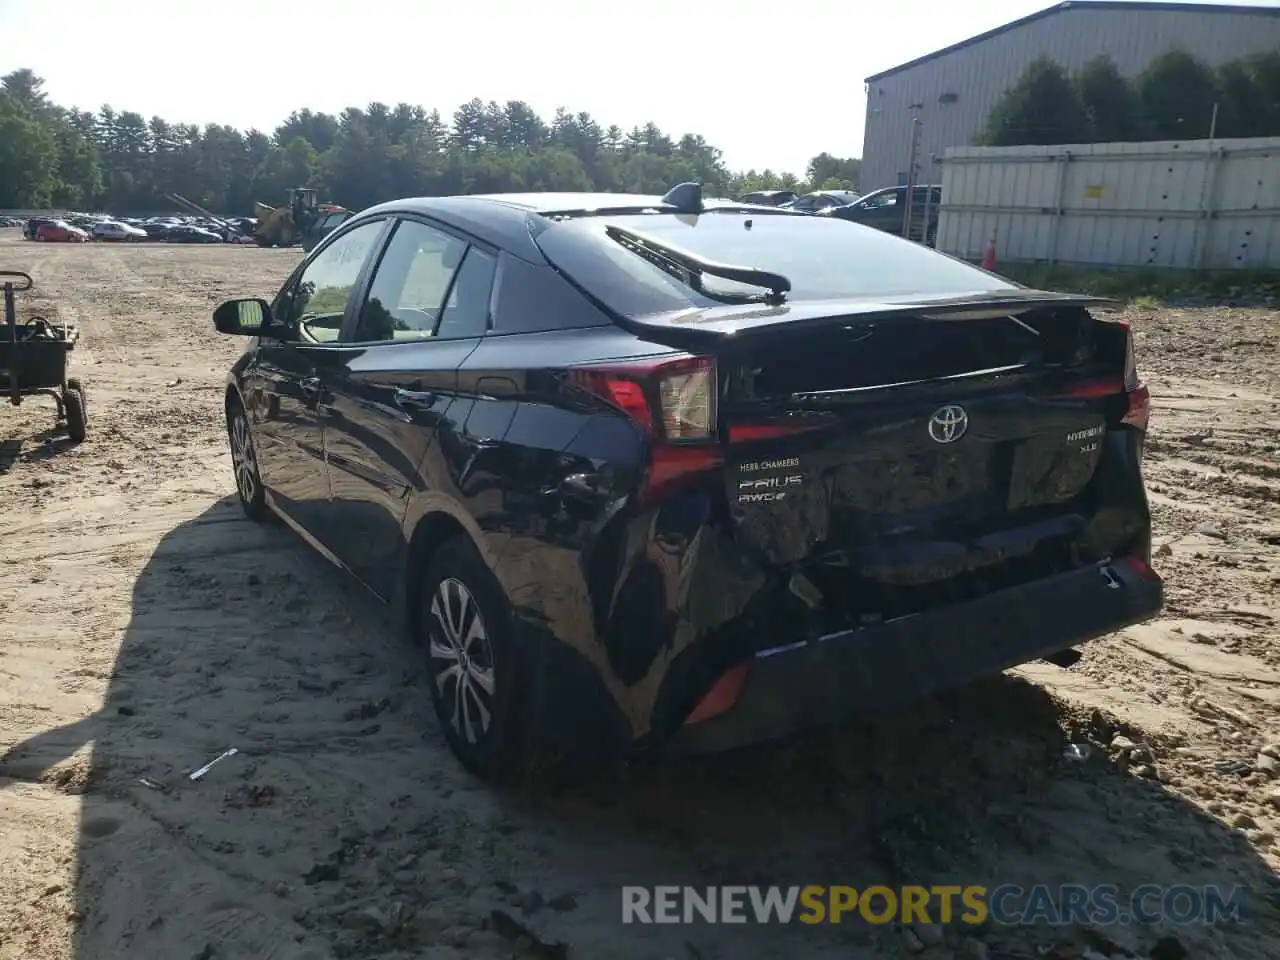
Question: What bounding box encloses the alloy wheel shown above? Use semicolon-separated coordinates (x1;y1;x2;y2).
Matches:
428;577;496;744
230;411;258;503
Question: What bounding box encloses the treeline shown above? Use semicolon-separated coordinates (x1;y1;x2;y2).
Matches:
0;69;859;214
979;47;1280;147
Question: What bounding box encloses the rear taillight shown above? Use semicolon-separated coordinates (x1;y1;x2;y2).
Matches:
684;662;750;725
569;355;722;500
1121;320;1139;390
1113;318;1150;431
655;357;717;441
1122;383;1150;430
1119;554;1162;582
1056;318;1150;431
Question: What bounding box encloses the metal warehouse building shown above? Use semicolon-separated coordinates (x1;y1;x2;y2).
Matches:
860;0;1280;192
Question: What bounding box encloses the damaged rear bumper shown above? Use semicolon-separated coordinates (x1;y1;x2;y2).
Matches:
669;556;1163;753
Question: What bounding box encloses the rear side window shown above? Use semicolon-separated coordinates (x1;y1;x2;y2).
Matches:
436;247;497;339
353;219;468;342
534;213;1014;319
486;251;613;335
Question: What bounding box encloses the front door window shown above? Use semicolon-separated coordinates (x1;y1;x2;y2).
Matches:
275;221;384;343
351;219;496;344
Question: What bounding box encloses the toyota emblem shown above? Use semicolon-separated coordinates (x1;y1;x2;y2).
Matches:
928;404;968;444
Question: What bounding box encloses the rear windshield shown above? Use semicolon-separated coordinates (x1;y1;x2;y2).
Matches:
535;213;1015;318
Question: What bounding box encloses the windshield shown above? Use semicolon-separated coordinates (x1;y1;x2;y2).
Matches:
535;213;1015;318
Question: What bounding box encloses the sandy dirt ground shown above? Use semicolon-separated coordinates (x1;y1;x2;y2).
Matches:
0;231;1278;960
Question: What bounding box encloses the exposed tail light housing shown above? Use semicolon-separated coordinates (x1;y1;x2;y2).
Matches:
1121;383;1151;430
1120;319;1139;387
568;355;722;500
1116;321;1157;430
1050;317;1150;431
1115;318;1150;431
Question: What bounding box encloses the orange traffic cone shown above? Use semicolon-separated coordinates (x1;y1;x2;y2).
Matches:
982;227;998;271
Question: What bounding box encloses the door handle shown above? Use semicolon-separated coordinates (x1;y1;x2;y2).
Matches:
554;473;602;503
395;388;437;410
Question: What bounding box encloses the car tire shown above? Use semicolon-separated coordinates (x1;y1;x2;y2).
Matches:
64;380;87;443
420;535;532;779
227;397;267;521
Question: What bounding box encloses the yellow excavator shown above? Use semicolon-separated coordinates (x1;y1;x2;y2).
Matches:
253;188;352;251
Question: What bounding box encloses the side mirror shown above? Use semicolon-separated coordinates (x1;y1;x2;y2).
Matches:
213;297;272;335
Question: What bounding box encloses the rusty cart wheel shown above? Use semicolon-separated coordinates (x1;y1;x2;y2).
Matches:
64;379;87;442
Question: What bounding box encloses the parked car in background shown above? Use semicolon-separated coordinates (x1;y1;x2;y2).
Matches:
90;220;148;241
737;190;798;207
165;225;224;244
24;218;56;240
783;190;861;213
140;222;176;240
821;184;942;245
35;221;89;243
211;184;1162;778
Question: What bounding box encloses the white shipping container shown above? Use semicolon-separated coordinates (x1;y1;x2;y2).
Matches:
935;137;1280;269
860;3;1280;194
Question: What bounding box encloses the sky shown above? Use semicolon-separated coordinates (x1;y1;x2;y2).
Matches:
1;0;1276;176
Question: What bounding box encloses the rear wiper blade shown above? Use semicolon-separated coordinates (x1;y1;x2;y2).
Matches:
604;224;791;306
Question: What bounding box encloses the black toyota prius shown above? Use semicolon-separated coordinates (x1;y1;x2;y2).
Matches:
214;183;1163;778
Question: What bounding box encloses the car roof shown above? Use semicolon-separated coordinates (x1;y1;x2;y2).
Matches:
354;192;796;260
865;184;941;192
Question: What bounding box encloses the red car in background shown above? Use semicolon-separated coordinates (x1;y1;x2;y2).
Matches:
35;221;89;243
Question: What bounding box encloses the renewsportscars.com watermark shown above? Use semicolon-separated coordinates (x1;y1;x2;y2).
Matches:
621;885;1248;926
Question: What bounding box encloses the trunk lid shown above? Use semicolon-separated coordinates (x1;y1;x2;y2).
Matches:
634;295;1133;594
609;289;1118;351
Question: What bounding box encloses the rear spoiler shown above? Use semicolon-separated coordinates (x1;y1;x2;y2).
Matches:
611;291;1121;352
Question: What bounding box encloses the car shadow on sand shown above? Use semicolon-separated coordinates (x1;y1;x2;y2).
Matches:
1;497;1278;960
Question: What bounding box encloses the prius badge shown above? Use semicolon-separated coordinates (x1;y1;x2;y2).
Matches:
928;404;968;444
